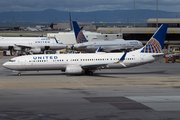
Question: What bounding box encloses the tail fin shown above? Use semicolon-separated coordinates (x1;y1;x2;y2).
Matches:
141;24;168;53
54;37;58;44
114;52;127;67
72;21;88;43
95;47;101;53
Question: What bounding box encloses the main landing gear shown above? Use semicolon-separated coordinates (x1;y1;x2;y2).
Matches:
84;70;93;76
18;72;21;76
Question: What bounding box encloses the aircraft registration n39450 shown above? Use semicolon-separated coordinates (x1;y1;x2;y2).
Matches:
3;24;168;75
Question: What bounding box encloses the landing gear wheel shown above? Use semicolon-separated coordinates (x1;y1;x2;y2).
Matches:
18;73;21;76
88;71;93;76
85;70;93;76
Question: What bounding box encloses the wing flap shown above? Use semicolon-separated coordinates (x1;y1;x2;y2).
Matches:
81;63;109;70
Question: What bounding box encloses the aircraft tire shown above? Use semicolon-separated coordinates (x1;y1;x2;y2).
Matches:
88;71;93;76
85;70;93;76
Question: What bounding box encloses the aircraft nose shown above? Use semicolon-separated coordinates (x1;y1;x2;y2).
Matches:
3;62;7;67
3;62;10;69
73;44;78;49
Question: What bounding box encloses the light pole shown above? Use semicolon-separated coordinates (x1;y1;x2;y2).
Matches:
95;11;96;23
134;0;135;28
13;18;14;30
156;0;158;29
115;10;117;27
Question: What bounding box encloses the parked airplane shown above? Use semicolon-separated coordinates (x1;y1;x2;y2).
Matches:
72;21;143;52
3;24;168;75
0;37;67;55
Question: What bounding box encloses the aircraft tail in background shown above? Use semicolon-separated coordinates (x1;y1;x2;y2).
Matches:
72;21;88;43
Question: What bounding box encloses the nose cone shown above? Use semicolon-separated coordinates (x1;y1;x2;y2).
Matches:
60;44;67;49
3;62;12;70
3;62;8;69
73;44;79;50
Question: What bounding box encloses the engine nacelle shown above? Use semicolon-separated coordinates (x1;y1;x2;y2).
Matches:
30;48;41;53
65;65;83;74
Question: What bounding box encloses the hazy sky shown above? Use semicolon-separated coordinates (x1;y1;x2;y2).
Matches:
0;0;179;13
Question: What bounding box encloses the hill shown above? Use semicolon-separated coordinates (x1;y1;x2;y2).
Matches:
0;9;178;23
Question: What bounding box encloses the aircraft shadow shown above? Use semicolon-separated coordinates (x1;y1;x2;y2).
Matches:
5;70;167;78
93;70;167;77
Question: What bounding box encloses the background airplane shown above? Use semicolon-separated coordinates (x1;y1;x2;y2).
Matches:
72;21;143;52
0;37;67;55
3;24;168;75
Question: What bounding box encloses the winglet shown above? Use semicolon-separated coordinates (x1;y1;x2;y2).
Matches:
72;21;88;43
120;52;127;61
54;37;58;44
95;47;101;53
114;52;127;66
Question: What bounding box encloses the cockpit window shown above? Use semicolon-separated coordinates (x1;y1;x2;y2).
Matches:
9;60;16;62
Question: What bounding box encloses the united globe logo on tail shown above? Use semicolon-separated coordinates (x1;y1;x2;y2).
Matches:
141;24;168;53
141;38;162;53
73;21;88;43
77;30;88;43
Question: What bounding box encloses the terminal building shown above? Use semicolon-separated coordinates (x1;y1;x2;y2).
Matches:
51;22;96;31
48;23;122;44
97;19;180;52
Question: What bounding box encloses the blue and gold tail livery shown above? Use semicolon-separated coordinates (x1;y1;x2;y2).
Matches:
72;21;88;43
141;24;168;53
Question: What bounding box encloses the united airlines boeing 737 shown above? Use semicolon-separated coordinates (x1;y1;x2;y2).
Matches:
3;24;168;75
0;37;67;55
73;21;143;52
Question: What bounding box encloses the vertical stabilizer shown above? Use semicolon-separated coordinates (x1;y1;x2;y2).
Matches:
141;24;168;53
72;21;88;43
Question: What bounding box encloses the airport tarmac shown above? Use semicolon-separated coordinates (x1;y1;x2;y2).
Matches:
0;55;180;120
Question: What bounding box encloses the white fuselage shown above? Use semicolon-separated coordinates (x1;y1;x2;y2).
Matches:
74;39;143;52
0;37;67;51
3;49;163;72
3;23;168;74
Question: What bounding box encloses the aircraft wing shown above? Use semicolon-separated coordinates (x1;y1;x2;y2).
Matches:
77;45;87;48
14;44;32;48
76;43;94;48
81;63;109;70
81;52;127;70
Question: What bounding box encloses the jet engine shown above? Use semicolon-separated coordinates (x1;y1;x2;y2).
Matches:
65;65;82;74
29;48;41;53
